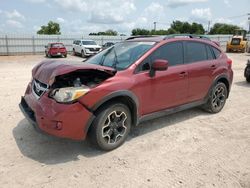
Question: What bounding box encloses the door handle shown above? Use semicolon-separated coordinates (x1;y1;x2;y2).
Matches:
179;71;188;78
211;64;216;69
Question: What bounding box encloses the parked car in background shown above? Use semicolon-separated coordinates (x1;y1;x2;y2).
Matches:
20;34;233;151
102;42;115;50
72;40;101;58
244;59;250;82
45;43;67;58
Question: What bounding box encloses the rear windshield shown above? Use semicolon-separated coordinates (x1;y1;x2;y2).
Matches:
82;41;97;45
51;43;64;48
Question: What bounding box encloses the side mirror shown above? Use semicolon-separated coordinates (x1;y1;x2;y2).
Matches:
150;59;168;77
45;45;48;48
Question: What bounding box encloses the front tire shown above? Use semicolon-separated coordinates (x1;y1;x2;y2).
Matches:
81;50;85;58
89;103;132;151
203;82;228;113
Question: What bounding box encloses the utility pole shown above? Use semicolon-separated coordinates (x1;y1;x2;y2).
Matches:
248;13;250;33
153;22;157;31
207;20;211;34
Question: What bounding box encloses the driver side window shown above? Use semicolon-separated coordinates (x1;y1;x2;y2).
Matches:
137;42;184;72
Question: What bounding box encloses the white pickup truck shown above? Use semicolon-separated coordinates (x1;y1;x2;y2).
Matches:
72;40;102;57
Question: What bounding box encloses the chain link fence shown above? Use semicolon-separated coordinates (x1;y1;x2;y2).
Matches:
0;34;249;56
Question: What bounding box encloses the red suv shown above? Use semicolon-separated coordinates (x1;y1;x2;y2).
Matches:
45;43;67;58
20;35;233;150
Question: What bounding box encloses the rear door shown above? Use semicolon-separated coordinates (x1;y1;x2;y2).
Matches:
134;42;189;115
184;41;215;102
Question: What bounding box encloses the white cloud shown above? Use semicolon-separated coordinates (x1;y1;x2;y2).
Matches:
145;2;164;14
167;0;207;8
214;17;232;24
223;0;231;7
88;12;124;24
5;10;25;20
25;0;47;2
52;0;136;25
53;0;88;12
191;8;211;23
33;25;41;31
6;20;24;28
56;17;66;23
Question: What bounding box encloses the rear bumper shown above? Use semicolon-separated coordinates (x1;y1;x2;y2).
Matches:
19;84;94;140
50;52;67;56
227;45;245;51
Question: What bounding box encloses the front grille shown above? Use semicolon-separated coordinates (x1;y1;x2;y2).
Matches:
32;79;48;99
88;48;100;52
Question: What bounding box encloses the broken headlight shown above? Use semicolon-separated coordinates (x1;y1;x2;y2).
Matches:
50;87;89;103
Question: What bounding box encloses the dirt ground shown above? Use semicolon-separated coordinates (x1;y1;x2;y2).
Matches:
0;53;249;188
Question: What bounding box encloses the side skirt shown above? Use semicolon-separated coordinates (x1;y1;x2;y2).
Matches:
138;100;205;124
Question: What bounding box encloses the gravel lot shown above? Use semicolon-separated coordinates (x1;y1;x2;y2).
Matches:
0;53;249;188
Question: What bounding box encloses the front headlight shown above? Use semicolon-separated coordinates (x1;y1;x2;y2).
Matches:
50;87;89;103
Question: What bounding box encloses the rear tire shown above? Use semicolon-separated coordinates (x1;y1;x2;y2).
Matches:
246;76;250;83
89;103;131;151
202;82;228;113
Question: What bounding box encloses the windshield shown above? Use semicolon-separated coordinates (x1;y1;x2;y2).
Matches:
87;41;155;70
82;41;97;45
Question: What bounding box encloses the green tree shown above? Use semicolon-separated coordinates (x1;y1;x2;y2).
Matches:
89;30;118;36
209;23;240;34
131;28;151;35
131;21;205;36
37;21;61;35
170;21;205;34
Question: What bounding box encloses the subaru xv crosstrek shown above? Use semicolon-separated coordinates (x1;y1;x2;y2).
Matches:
19;35;233;151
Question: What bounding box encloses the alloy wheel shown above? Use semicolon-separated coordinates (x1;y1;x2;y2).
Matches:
102;110;128;145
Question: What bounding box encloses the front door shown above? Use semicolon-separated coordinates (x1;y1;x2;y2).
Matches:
133;42;189;115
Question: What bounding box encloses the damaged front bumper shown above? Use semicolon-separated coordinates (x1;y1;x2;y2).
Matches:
19;82;94;140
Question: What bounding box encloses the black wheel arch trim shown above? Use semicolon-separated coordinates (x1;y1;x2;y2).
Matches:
205;74;231;101
84;90;140;136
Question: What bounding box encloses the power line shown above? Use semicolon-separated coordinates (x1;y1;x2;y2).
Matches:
225;13;248;19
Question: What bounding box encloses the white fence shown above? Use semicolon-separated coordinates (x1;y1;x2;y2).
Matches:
0;34;127;56
0;34;249;56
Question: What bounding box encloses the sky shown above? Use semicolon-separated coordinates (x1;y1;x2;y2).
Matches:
0;0;249;35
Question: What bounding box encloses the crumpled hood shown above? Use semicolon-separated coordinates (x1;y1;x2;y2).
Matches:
32;60;115;85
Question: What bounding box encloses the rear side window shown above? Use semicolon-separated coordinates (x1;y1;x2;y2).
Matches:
212;47;221;59
206;45;214;60
185;42;207;63
151;42;184;66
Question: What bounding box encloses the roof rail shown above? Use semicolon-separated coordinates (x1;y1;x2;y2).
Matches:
125;35;157;40
164;34;211;40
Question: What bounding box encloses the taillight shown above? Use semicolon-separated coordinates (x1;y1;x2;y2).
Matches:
227;58;232;69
